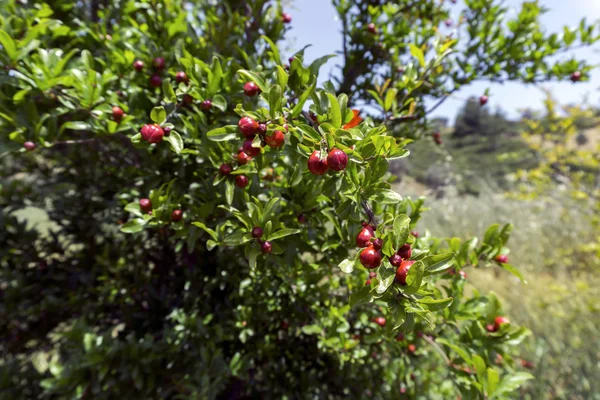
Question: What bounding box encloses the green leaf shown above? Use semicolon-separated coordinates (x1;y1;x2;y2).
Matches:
120;219;146;233
212;94;227;112
301;324;322;335
326;92;342;128
276;65;288;89
261;35;282;65
225;179;234;205
291;78;316;117
238;69;268;93
124;201;142;217
419;297;453;311
308;54;336;78
492;373;534;398
376;264;396;294
423;253;455;275
268;228;301;241
393;214;410;249
0;29;17;60
229;352;243;377
191;221;219;241
223;231;247;246
487;368;500;397
349;284;371;308
248;246;261;270
207;125;238;141
436;338;472;364
268;84;282;117
338;258;354;274
473;354;487;386
207;56;223;97
374;189;402;205
150;106;167;124
295;124;321;142
162;80;177;103
384;88;398;111
499;263;527;283
60;121;91;133
164;131;184;154
409;44;426;68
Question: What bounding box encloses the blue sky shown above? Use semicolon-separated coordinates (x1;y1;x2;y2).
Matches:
285;0;600;121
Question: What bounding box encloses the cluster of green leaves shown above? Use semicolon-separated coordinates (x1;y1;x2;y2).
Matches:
0;0;596;398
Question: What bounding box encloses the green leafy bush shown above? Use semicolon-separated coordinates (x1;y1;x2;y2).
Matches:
1;0;597;398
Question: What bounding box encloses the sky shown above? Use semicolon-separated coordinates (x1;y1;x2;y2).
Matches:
285;0;600;122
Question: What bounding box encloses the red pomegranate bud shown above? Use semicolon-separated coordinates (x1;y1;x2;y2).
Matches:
251;226;263;238
238;116;259;138
139;198;152;213
265;130;285;148
395;260;415;285
242;139;261;157
307;150;329;175
327;148;348;171
112;106;124;123
23;141;36;151
235;175;249;188
356;225;375;248
243;82;260;96
261;241;272;253
140;124;164;144
219;164;232;175
175;71;188;83
152;57;166;70
171;209;183;222
133;60;144;71
359;246;382;269
397;243;412;260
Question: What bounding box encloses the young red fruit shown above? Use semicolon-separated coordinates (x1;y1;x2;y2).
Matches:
359;246;382;269
365;279;372;286
171;210;183;222
389;253;402;267
297;214;307;224
140;124;164;144
327;148;348;171
23;141;36;151
235;175;249;188
397;243;412;260
495;254;508;264
163;127;171;136
251;226;263;238
407;344;416;353
258;123;267;134
282;12;292;23
133;60;144;71
242;139;261;157
411;231;419;238
356;225;375;248
494;316;510;331
149;75;162;88
395;260;415;285
372;238;383;250
369;271;377;279
237;151;252;165
570;71;582;82
152;57;166;70
307;150;329;175
175;71;188;84
238;116;259;138
183;94;194;104
139;198;152;213
261;241;272;254
479;95;488;106
396;333;405;342
200;100;212;111
265;130;285;148
112;106;124;123
219;163;232;175
459;270;467;279
486;324;497;333
373;317;386;327
243;82;260;97
367;23;377;34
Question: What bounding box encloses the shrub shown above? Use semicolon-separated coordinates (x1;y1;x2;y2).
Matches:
1;0;597;398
